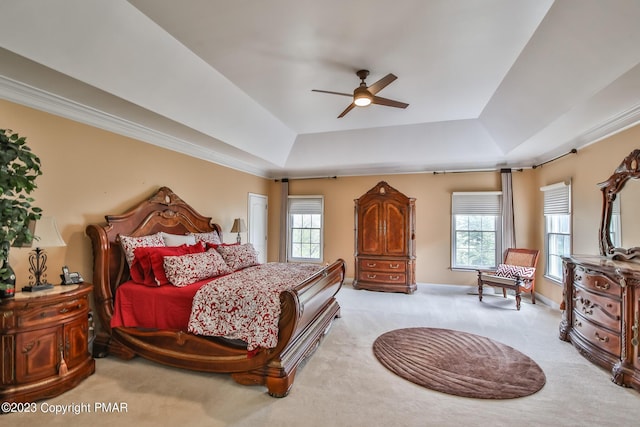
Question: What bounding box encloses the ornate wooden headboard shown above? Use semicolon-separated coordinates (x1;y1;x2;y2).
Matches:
85;187;222;333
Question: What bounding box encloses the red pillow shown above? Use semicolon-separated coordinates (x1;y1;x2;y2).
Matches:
132;244;205;286
204;242;238;251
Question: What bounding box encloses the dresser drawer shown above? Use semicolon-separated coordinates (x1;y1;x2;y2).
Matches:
359;259;406;273
572;313;620;356
17;297;89;329
359;271;406;284
573;286;621;332
574;267;621;298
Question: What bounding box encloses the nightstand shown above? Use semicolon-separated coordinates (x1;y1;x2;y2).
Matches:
0;283;95;404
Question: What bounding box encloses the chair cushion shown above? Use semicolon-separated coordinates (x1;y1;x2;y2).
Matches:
495;263;535;279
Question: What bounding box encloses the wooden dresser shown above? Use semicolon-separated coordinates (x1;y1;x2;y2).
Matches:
0;283;95;404
560;256;640;391
558;149;640;391
353;181;416;294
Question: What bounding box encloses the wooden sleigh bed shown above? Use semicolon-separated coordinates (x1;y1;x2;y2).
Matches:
86;187;345;397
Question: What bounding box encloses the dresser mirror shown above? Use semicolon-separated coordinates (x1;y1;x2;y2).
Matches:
598;149;640;260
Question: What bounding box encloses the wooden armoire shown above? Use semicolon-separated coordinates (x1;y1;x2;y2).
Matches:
353;181;416;294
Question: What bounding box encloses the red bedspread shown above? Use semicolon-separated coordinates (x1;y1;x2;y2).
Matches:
111;278;210;330
188;263;323;351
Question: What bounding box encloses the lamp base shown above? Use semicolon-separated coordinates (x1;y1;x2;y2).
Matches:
22;283;55;292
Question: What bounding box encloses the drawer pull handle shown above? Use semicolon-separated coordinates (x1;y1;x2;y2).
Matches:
579;298;594;315
594;332;609;343
59;304;82;314
390;275;400;281
367;274;377;279
574;319;582;327
594;280;610;291
367;263;376;267
389;264;400;269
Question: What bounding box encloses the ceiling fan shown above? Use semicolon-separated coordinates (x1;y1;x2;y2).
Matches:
312;70;409;118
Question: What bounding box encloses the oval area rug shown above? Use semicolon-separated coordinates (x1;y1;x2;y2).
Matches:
373;327;545;399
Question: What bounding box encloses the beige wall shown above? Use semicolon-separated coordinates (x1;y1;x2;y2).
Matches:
1;100;269;285
268;167;538;287
3;98;639;307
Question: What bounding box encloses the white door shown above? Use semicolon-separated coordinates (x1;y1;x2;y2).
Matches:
248;193;268;264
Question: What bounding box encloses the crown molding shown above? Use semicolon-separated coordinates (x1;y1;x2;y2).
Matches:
572;102;640;148
0;75;270;178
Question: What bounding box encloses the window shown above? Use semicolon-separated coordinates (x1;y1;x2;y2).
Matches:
451;192;502;269
287;196;323;262
609;196;621;247
541;181;571;282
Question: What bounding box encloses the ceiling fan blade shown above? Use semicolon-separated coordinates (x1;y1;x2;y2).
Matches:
372;96;409;109
338;102;356;118
312;89;353;97
366;73;397;95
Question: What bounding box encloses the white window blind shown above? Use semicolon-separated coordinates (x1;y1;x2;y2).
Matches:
288;197;323;214
540;181;571;214
451;192;502;215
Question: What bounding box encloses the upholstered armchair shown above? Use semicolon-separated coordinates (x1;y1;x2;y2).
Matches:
477;248;540;310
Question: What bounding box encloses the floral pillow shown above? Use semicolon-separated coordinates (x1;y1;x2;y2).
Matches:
119;232;165;267
189;231;222;245
495;263;535;279
216;243;260;271
131;244;206;286
163;250;233;287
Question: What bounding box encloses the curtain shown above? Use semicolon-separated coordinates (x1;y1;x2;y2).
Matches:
279;179;288;262
501;169;516;258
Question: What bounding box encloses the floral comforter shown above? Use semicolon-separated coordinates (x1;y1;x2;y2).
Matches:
187;262;323;351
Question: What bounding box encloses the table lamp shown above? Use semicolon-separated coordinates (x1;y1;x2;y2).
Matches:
22;216;66;292
230;218;246;244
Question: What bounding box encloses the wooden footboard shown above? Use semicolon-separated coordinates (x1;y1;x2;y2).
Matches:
86;187;345;397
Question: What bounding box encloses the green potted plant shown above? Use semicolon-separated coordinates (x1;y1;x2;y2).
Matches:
0;128;42;298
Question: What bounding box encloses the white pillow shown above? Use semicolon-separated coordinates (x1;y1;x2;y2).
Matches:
161;232;197;247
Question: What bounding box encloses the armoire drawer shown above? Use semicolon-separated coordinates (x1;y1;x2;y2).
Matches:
572;313;620;356
358;259;406;273
573;267;621;298
358;271;406;284
573;286;621;332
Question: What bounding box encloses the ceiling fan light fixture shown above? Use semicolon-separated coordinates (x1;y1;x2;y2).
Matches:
354;87;372;107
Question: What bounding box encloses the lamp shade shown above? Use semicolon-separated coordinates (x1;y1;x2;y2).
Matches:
230;218;246;233
32;217;66;248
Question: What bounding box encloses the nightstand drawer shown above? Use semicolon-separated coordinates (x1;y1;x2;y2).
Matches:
17;297;89;329
359;259;406;273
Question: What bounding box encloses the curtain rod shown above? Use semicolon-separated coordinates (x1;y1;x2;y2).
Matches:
432;168;523;175
532;149;577;169
275;176;337;182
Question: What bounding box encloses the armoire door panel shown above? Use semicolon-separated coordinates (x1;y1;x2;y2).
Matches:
384;201;406;255
360;202;382;254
